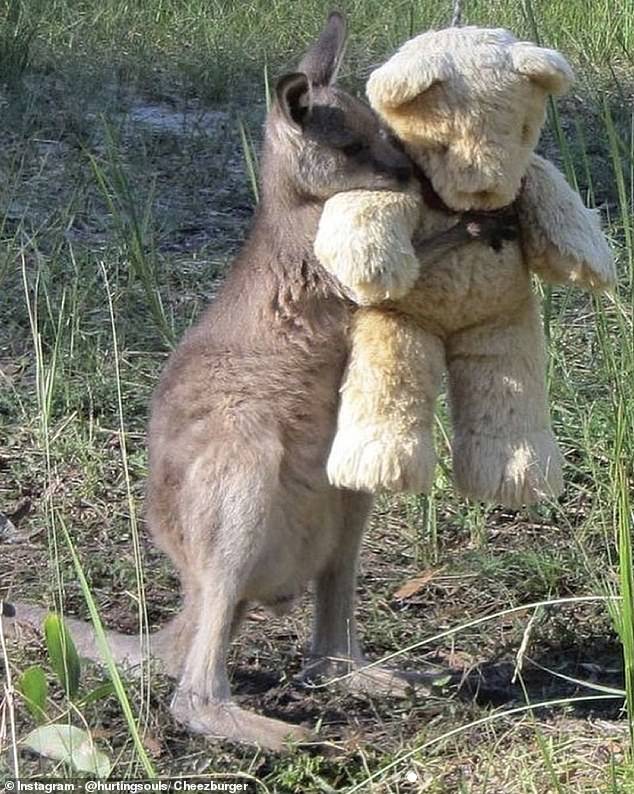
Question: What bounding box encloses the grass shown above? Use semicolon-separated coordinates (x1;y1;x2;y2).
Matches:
1;0;634;791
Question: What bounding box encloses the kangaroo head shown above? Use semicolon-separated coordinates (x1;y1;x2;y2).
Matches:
262;12;412;202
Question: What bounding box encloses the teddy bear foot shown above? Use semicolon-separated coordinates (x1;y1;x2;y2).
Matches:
453;429;564;508
327;425;436;493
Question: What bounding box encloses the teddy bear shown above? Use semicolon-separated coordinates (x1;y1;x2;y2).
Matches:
315;26;615;508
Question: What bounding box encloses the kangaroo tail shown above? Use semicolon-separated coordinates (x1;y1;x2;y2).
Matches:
2;600;184;679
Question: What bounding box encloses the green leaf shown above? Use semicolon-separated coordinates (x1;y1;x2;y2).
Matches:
23;724;112;777
78;681;115;707
17;666;48;722
430;674;452;689
44;613;81;700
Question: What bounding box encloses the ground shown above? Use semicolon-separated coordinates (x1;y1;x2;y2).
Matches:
1;1;634;792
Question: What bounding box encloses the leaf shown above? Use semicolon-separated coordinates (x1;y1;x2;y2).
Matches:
430;673;453;689
17;666;48;722
23;724;112;777
44;613;81;699
393;567;445;600
78;682;115;707
72;743;112;778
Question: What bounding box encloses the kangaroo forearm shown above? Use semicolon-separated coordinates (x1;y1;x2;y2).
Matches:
412;223;472;265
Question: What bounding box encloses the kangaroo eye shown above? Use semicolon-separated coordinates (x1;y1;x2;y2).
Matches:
341;141;365;156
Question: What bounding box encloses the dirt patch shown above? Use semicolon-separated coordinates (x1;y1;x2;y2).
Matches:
126;102;228;137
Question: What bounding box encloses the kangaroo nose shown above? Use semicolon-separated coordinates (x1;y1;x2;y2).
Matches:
387;150;412;182
394;163;412;183
373;141;412;183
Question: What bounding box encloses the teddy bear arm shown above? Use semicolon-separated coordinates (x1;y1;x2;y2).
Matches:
314;189;423;304
519;154;615;290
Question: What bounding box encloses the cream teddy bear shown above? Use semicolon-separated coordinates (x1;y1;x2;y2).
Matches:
315;26;615;508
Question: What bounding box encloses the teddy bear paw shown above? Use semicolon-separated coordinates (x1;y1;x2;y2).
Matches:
348;253;420;305
453;429;564;508
327;424;436;493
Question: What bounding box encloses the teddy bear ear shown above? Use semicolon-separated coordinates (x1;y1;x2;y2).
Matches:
510;43;574;95
367;52;452;109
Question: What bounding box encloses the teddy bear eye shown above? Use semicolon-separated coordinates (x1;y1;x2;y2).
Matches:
521;123;532;142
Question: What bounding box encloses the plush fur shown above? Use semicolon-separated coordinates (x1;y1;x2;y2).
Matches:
315;26;615;508
314;188;422;303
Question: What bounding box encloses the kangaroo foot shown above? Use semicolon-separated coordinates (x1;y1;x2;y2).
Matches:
171;689;312;751
298;656;440;697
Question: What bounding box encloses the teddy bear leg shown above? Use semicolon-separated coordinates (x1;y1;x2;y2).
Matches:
327;308;444;493
447;297;563;508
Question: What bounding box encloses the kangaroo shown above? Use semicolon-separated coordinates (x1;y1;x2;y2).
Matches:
4;14;515;749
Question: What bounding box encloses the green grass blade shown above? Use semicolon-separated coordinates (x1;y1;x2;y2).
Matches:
238;117;259;204
57;514;156;778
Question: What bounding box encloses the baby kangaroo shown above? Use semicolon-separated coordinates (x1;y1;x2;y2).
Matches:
5;14;513;750
146;12;513;748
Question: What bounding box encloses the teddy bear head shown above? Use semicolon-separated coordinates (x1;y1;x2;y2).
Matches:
366;27;573;211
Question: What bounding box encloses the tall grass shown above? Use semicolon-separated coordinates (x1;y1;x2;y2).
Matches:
89;128;175;349
58;514;155;778
3;0;634;98
18;244;156;777
100;260;152;734
0;0;41;85
598;93;634;750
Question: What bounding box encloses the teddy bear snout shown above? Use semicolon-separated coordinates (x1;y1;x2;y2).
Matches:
453;151;504;189
440;145;525;209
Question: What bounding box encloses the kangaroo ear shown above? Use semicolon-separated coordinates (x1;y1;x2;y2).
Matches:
298;11;347;87
511;43;573;94
275;72;312;129
367;50;451;110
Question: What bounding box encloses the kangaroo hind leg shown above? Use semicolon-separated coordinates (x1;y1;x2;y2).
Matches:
170;443;311;750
